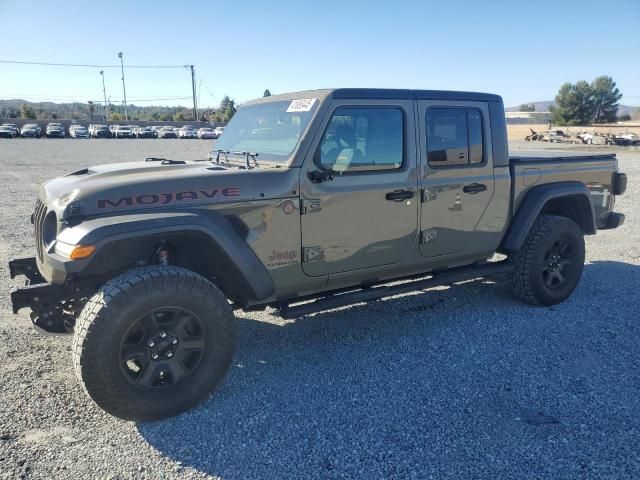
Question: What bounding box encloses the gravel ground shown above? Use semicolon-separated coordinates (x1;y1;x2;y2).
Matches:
0;139;638;479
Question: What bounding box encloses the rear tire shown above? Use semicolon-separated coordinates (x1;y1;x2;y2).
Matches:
72;266;236;421
511;215;585;306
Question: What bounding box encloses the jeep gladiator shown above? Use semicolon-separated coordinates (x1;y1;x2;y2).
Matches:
9;89;627;420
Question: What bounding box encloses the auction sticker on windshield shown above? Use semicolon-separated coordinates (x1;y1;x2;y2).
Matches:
286;98;317;112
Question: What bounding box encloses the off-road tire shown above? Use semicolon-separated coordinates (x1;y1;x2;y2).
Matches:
511;215;585;306
72;266;236;421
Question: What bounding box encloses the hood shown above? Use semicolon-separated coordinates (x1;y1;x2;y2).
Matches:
40;159;299;222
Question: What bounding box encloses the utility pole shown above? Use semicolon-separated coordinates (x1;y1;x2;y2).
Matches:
190;65;197;121
118;52;128;121
100;70;109;122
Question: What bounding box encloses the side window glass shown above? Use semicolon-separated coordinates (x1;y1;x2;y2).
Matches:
426;107;485;167
468;109;484;164
318;107;403;172
426;108;468;166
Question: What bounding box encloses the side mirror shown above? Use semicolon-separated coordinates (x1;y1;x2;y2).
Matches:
308;169;334;183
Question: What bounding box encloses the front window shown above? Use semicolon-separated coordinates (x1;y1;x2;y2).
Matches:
214;99;319;162
317;107;404;172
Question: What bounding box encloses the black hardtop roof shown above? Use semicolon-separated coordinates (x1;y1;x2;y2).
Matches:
332;88;502;102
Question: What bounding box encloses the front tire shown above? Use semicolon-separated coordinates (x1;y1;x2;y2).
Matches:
511;215;585;306
72;266;236;421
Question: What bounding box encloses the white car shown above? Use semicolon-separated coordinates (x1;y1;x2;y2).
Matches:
197;127;217;139
540;129;569;143
616;133;640;145
0;125;16;138
70;125;89;138
577;133;608;145
214;126;225;139
178;126;198;139
3;123;20;136
114;126;134;138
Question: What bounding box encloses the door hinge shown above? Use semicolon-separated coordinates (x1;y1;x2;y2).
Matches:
303;246;324;262
301;198;321;215
422;188;437;202
420;229;438;244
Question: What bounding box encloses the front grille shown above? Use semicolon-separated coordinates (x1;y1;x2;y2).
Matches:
34;199;47;262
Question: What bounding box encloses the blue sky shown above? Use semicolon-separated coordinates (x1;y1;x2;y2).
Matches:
1;0;638;109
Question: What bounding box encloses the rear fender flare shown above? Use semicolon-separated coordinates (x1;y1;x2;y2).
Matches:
500;181;596;252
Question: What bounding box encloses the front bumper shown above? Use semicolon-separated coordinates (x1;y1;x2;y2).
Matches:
601;212;625;230
9;256;92;334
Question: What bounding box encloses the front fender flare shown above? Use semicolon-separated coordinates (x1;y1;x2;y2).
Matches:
54;210;274;303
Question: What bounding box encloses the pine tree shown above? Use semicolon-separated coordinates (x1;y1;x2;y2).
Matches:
591;76;622;124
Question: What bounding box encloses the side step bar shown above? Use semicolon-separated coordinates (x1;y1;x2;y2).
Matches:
278;261;513;319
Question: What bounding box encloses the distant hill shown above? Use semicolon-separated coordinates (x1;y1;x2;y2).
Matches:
507;101;637;117
0;99;212;122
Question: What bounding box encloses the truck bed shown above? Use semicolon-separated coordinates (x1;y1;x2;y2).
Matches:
508;152;618;228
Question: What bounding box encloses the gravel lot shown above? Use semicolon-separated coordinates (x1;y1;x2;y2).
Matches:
0;139;638;479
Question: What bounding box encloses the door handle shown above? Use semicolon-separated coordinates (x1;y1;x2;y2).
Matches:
385;190;415;202
462;183;487;194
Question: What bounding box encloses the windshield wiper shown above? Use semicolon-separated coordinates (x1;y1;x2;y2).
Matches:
231;151;259;169
211;149;275;169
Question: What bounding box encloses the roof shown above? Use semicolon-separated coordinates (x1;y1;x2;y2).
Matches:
242;88;502;106
332;88;502;102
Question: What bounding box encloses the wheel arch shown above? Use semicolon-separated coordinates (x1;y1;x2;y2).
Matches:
58;211;274;305
500;181;596;252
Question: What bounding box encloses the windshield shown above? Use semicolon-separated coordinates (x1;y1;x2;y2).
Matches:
214;99;319;162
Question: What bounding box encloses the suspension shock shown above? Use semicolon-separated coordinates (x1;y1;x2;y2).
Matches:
156;244;170;266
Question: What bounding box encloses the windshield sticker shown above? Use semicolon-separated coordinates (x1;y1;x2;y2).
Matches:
286;98;317;112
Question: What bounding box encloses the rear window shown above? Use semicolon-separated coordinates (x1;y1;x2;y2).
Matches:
426;107;484;167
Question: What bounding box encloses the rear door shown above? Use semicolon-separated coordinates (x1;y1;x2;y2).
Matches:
417;101;495;258
299;99;418;277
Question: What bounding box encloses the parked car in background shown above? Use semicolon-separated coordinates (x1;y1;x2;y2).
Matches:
578;133;613;145
114;125;134;138
615;133;640;146
158;126;178;139
178;126;198;139
197;127;217;139
135;126;157;139
20;123;41;138
46;123;65;138
0;125;16;138
540;129;569;143
91;125;111;138
3;123;20;136
213;126;225;138
70;125;90;138
109;125;119;137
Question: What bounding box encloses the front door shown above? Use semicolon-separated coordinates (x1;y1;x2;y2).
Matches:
417;101;495;258
300;100;418;277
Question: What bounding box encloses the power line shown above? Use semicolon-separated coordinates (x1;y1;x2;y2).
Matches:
0;59;189;69
3;94;193;100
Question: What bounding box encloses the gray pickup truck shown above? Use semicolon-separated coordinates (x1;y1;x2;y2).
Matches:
9;89;626;421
